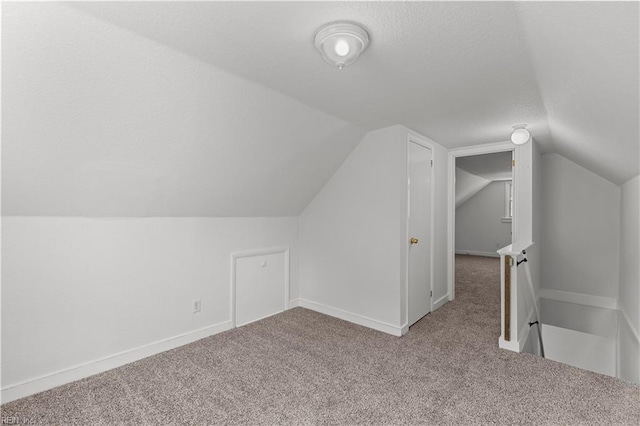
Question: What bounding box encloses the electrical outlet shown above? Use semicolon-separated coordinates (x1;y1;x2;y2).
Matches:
192;299;201;313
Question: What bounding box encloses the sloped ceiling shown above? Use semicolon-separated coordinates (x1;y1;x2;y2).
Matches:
457;152;513;182
456;152;512;207
455;168;491;209
3;2;638;216
2;3;366;216
516;2;639;186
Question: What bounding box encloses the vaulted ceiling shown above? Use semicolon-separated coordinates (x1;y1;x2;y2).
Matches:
3;2;638;216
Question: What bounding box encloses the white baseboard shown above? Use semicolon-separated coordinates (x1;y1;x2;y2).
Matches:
539;288;618;310
1;320;233;404
455;250;499;258
400;323;409;336
298;299;403;337
433;294;449;311
288;298;302;308
498;336;520;352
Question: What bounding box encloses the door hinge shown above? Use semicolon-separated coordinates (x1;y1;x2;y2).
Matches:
430;160;433;167
430;291;433;297
512;160;515;167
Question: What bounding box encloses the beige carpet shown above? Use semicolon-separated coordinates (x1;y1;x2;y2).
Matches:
2;255;639;424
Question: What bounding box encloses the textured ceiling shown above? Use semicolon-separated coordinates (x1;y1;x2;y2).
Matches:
516;2;639;186
69;1;547;147
68;1;639;184
3;2;638;217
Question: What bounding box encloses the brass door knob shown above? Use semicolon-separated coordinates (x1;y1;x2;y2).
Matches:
410;237;419;244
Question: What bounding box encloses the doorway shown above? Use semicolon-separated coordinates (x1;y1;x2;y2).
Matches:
450;148;514;302
455;152;514;257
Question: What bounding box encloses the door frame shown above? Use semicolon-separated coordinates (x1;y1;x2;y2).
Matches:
447;141;515;301
230;246;290;328
403;132;435;331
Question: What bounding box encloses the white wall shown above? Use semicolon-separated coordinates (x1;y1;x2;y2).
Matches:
540;283;618;379
530;139;542;297
618;175;639;383
537;296;620;376
299;126;404;332
455;181;511;256
542;299;617;338
521;138;543;350
495;139;540;350
542;324;616;377
619;320;639;383
515;140;543;349
1;216;298;399
299;125;449;334
537;153;636;381
540;153;621;299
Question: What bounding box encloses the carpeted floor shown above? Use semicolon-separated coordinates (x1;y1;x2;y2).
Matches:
2;255;639;424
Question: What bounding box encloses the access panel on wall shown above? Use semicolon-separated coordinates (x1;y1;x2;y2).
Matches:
233;248;289;327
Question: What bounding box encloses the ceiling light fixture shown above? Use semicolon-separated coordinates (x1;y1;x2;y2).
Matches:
510;124;531;145
314;21;369;70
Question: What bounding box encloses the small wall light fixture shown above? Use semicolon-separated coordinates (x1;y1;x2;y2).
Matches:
510;124;531;145
314;21;370;69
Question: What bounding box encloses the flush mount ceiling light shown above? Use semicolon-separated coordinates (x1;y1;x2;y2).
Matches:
314;21;370;69
510;124;531;145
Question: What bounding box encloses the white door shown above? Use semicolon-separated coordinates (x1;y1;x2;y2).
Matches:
408;141;432;327
235;251;286;327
